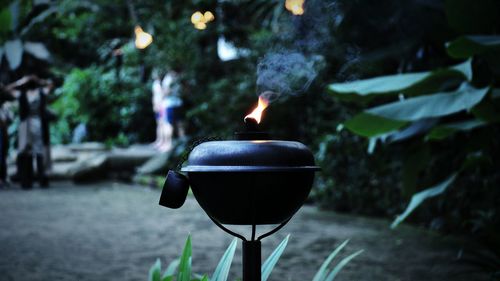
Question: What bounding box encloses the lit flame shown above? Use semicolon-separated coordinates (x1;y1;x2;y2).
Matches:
285;0;305;15
134;26;153;49
191;10;215;30
245;96;269;124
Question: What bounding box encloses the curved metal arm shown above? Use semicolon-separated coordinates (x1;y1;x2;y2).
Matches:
207;215;292;242
207;215;247;241
257;217;291;241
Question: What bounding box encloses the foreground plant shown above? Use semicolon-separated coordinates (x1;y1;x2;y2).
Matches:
329;35;500;229
148;235;363;281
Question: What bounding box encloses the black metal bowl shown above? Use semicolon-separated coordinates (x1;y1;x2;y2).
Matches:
181;140;320;225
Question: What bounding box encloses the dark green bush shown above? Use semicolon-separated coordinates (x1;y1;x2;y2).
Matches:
52;62;155;144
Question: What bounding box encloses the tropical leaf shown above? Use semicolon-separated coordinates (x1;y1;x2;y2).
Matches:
324;250;364;281
262;235;290;281
391;173;458;229
366;85;489;121
20;6;58;36
211;238;238;281
328;60;471;102
312;240;350;281
23;41;50;60
177;235;192;281
447;35;500;59
149;258;162;281
344;113;407;138
426;119;486;140
386;118;438;143
4;39;23;70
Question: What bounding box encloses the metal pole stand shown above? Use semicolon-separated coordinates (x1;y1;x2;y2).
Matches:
208;216;291;281
243;240;261;281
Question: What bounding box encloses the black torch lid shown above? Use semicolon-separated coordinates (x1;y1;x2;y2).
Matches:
181;140;320;172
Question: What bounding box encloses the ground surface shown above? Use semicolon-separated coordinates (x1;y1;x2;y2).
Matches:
0;181;487;281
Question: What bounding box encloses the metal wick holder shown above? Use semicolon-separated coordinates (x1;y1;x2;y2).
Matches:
159;118;320;281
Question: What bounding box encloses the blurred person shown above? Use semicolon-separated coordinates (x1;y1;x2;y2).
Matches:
151;70;163;147
151;70;172;151
156;71;174;152
163;70;185;141
0;84;15;188
72;123;87;143
40;79;55;172
5;75;51;188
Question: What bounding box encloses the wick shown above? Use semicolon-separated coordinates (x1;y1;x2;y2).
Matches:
244;117;259;131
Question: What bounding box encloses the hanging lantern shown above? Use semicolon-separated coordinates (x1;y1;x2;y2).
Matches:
134;26;153;49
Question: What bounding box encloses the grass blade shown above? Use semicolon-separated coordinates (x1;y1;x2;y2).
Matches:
324;250;364;281
148;258;162;281
177;235;192;281
262;234;290;281
391;173;457;228
312;240;350;281
212;238;238;281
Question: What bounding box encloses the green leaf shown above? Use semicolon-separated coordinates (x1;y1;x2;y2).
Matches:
367;85;489;121
328;60;471;101
4;39;23;70
391;173;458;229
161;276;174;281
451;59;473;81
312;240;350;281
190;275;209;281
211;238;238;281
192;273;206;280
344;113;407;138
20;7;58;36
324;250;364;281
262;235;290;281
149;258;162;281
446;35;500;59
162;259;180;279
23;41;50;60
177;235;192;281
426;119;486;140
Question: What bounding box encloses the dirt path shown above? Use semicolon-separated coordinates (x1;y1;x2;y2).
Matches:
0;182;487;281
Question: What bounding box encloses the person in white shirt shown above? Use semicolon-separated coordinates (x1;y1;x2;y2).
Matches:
151;70;172;151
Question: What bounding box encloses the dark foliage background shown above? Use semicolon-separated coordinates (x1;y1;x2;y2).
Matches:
1;1;499;257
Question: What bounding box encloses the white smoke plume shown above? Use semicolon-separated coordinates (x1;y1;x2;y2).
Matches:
255;0;333;102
